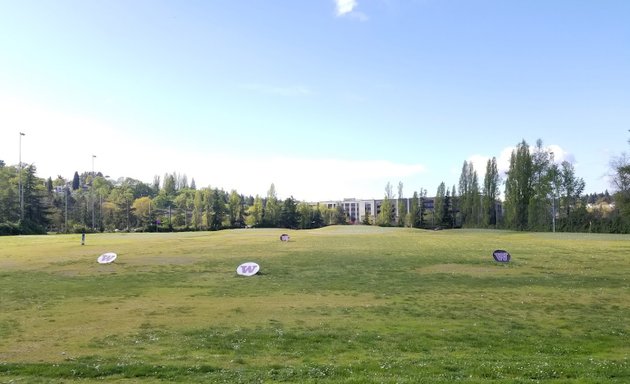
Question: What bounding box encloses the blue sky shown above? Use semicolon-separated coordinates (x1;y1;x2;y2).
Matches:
1;0;629;201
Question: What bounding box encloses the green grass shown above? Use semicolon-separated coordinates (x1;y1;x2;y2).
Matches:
0;227;628;382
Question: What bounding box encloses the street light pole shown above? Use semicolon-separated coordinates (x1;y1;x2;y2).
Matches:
18;132;25;220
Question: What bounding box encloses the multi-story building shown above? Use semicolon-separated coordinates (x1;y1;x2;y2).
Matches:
315;197;502;226
315;197;436;224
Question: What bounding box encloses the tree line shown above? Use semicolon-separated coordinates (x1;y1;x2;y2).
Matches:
0;162;349;235
1;136;629;235
382;138;628;233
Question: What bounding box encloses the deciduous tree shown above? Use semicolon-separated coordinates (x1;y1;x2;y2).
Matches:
504;140;533;230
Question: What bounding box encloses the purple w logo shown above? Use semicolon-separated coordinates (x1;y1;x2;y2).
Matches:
240;265;258;274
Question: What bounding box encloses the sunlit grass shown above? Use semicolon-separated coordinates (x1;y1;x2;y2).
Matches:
0;227;628;382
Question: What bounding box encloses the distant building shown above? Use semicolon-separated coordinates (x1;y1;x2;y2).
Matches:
313;197;502;226
313;197;437;225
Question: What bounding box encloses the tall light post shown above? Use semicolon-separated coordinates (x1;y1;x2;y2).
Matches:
18;132;25;220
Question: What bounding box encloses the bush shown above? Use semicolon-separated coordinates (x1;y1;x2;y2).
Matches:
0;222;21;236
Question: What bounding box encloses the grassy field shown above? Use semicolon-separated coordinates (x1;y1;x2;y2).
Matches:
0;227;628;383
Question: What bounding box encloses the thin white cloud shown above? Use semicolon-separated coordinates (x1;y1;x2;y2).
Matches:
0;93;425;202
335;0;358;16
466;144;576;187
183;154;426;201
334;0;368;20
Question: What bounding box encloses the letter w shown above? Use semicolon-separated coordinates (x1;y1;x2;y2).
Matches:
241;265;257;274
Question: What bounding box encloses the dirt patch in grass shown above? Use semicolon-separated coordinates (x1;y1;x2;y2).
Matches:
416;263;520;276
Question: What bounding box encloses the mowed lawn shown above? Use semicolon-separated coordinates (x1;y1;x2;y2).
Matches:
0;227;628;383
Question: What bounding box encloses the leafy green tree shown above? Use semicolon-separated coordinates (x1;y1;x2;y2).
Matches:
109;184;134;230
152;175;161;195
408;191;419;228
132;196;153;227
458;161;471;224
297;202;314;228
377;201;392;226
558;161;585;226
610;152;630;217
362;207;372;225
246;195;264;227
311;203;324;228
482;157;500;227
397;181;405;227
377;182;394;226
527;140;554;231
46;182;65;232
334;204;347;224
192;190;204;229
0;163;19;224
418;188;427;228
280;196;299;229
174;189;193;227
458;161;480;226
92;176;113;230
504;140;534;230
263;184;280;227
434;182;446;226
162;173;177;196
227;190;245;228
318;204;336;226
443;188;453;227
206;188;226;230
176;173;188;190
450;185;459;227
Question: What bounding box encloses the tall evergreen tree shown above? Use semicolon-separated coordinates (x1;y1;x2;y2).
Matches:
208;188;226;230
21;165;52;233
280;196;299;229
72;171;80;190
443;188;453;227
